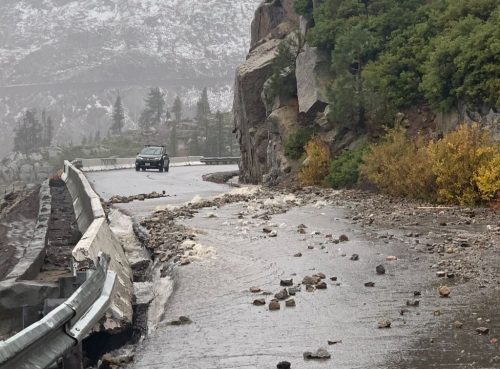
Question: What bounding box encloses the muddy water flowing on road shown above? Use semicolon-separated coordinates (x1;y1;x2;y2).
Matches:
127;197;500;369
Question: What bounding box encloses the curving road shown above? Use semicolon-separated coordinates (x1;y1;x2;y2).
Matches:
87;165;238;216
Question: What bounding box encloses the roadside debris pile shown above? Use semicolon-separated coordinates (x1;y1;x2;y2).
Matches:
137;190;267;264
106;191;168;205
202;170;239;184
329;190;500;283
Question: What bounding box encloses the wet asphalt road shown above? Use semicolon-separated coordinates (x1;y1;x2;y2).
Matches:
87;165;238;216
128;203;499;369
87;168;499;368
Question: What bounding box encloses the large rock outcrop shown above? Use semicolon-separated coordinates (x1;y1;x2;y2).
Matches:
234;0;299;184
250;0;299;49
296;45;333;115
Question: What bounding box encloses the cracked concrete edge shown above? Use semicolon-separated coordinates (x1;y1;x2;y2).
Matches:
63;161;133;330
5;179;52;281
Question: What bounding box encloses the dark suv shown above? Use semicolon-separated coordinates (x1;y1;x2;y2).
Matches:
135;145;170;172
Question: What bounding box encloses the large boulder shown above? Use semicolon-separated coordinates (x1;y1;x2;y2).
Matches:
296;45;333;115
235;0;299;184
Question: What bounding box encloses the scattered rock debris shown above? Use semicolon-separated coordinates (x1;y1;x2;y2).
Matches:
277;361;291;369
378;319;392;329
269;300;281;311
303;348;331;360
167;316;192;326
376;265;386;275
253;298;266;306
438;285;451;298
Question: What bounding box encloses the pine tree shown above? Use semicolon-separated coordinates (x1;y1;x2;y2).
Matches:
139;87;165;130
189;130;200;156
45;116;54;146
94;130;101;143
171;96;182;157
215;111;224;157
111;94;125;134
13;109;43;154
196;88;211;155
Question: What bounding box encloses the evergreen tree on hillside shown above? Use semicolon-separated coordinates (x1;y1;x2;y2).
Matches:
45;116;54;146
296;0;500;125
40;109;54;146
14;110;43;154
111;94;125;134
171;96;182;157
215;111;224;157
196;88;211;155
189;130;200;156
139;87;165;130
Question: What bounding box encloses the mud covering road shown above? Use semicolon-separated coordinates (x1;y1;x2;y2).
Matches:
88;168;500;368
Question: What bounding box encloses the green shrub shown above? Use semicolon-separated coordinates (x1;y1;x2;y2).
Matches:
284;128;313;159
326;145;367;189
294;0;313;19
265;32;304;104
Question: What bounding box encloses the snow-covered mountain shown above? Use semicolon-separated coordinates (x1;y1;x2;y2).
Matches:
0;0;261;156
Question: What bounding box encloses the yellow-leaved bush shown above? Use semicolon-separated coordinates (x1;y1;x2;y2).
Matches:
361;123;500;205
475;153;500;201
298;136;331;186
359;126;436;200
428;123;498;205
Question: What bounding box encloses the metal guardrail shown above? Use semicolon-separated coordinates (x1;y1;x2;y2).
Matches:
75;156;239;171
76;156;206;172
0;253;116;369
200;157;241;165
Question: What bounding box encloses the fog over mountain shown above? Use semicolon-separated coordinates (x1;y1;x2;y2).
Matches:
0;0;261;156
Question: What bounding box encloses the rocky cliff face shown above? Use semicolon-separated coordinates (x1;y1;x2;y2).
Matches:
0;0;261;157
234;0;299;184
234;0;500;185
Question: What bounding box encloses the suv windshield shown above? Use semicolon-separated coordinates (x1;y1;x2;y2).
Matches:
140;147;162;156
